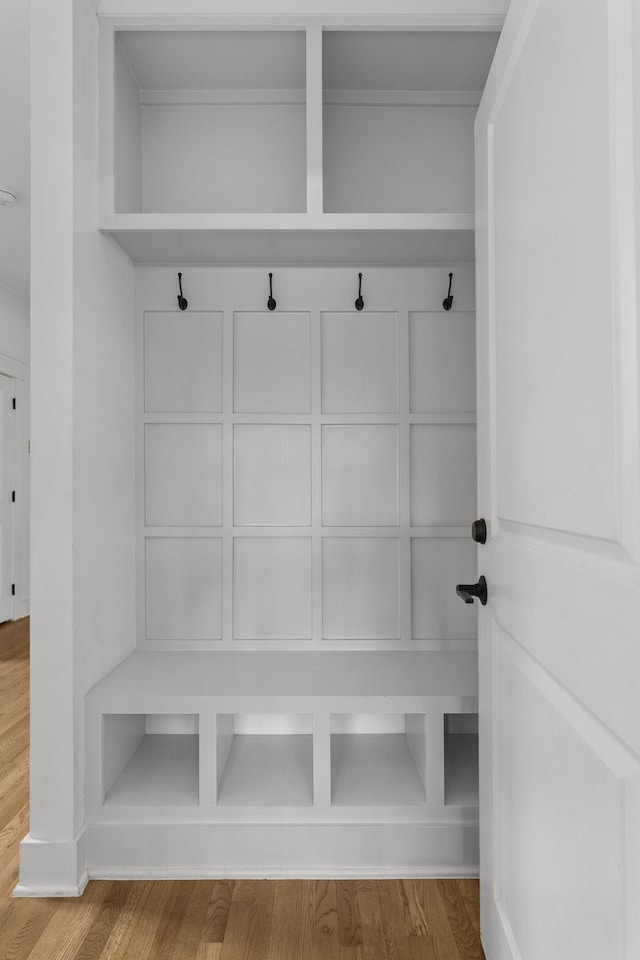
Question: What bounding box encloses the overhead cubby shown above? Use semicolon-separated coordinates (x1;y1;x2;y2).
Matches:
322;30;499;213
216;714;314;806
113;30;307;213
331;714;427;806
103;714;200;805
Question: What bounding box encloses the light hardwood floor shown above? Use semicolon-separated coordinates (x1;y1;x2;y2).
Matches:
0;618;485;959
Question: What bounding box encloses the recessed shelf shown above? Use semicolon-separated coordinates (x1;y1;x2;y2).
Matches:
322;31;499;214
444;714;479;806
331;715;426;806
103;714;199;806
217;715;313;806
113;31;306;214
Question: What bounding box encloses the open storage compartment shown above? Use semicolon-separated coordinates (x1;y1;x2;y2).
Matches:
113;30;307;213
216;714;314;806
322;31;499;213
444;713;479;806
103;714;199;805
331;714;427;806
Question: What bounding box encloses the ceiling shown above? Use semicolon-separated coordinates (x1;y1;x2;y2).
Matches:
0;0;29;302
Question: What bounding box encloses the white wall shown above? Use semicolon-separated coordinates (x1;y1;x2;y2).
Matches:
0;282;29;618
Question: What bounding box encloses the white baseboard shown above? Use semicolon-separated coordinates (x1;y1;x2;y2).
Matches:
15;831;88;897
481;893;519;960
87;821;479;879
13;600;29;621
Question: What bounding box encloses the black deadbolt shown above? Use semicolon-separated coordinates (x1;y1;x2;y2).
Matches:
472;518;487;544
456;576;488;606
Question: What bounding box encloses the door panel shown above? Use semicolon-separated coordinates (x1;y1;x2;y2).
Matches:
493;0;617;540
494;621;639;960
476;0;640;957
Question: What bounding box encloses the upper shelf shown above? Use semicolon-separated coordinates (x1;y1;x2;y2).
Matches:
101;24;499;256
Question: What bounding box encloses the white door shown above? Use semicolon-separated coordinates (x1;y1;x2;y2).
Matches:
0;373;14;624
475;1;640;958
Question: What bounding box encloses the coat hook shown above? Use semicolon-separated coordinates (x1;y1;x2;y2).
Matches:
355;272;364;311
442;272;454;311
177;272;188;311
267;273;277;311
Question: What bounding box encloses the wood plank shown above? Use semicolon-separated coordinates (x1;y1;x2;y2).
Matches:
356;890;386;960
313;880;340;960
376;881;413;960
107;881;175;960
420;883;459;960
71;881;132;960
23;881;113;960
265;881;314;960
196;946;222;960
336;881;362;948
396;881;430;939
170;880;215;960
436;881;484;960
0;898;60;960
219;880;274;960
97;882;151;960
456;880;481;936
201;880;235;944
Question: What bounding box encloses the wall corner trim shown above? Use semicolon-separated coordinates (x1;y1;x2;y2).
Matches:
14;830;89;898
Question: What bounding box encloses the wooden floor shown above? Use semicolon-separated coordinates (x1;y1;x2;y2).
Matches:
0;617;485;959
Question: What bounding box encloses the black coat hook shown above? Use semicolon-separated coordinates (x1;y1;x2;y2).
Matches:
177;272;188;311
355;272;364;311
443;272;454;311
267;273;277;311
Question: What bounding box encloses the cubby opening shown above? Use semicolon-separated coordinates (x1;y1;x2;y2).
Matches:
331;714;426;806
114;30;307;214
216;714;314;806
322;31;499;213
103;714;199;805
444;713;479;806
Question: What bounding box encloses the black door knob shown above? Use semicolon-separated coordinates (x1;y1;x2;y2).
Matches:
456;575;488;606
472;518;487;544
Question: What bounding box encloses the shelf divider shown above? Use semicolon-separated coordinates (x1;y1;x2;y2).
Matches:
313;712;332;807
306;25;324;216
425;713;445;807
199;706;217;806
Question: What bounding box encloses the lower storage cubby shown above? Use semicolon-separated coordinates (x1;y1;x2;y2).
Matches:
331;714;427;806
217;714;314;806
103;714;199;805
444;713;479;806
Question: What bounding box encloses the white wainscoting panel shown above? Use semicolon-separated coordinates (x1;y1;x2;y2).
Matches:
234;424;311;526
321;312;398;413
409;311;476;414
410;424;477;526
233;537;312;640
233;312;311;413
144;311;223;413
322;424;399;526
146;537;223;641
322;537;400;640
145;423;223;526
